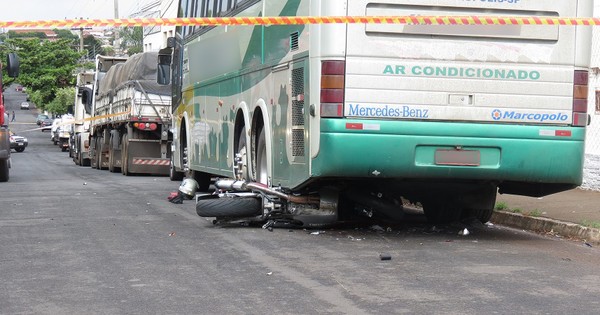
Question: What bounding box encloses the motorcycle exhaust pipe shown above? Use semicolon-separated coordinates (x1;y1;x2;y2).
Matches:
215;179;319;204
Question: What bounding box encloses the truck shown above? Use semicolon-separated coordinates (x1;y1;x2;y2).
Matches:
0;53;20;182
161;0;594;227
89;52;172;175
56;114;75;151
70;71;94;166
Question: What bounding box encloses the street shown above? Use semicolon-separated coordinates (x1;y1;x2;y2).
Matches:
2;87;600;314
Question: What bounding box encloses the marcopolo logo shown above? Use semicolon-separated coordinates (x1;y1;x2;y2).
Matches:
491;109;569;123
492;109;502;121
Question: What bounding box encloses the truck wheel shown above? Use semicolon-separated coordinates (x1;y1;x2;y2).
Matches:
108;137;117;173
121;134;130;176
0;159;9;182
196;196;262;218
94;137;102;170
90;141;96;168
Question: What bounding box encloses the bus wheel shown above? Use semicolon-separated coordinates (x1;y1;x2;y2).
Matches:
234;127;248;180
422;200;462;224
461;185;497;223
255;128;268;185
196;195;262;218
464;208;494;223
169;154;184;181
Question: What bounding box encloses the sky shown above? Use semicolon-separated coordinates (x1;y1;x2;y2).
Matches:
0;0;154;21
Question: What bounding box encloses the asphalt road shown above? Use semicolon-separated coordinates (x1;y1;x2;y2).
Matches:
2;85;600;314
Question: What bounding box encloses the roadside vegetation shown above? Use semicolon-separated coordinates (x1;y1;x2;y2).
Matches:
581;220;600;229
0;27;141;116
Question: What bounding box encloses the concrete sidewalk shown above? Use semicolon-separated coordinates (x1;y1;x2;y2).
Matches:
493;189;600;244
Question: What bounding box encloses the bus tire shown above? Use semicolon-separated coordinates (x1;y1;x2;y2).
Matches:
234;127;248;180
255;128;268;184
169;154;184;181
196;196;262;218
422;200;462;224
463;208;494;224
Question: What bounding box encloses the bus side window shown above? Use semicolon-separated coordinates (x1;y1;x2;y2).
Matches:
219;0;233;16
203;0;216;17
181;0;191;38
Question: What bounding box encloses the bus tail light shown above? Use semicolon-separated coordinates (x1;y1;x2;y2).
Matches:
572;70;589;127
320;60;345;118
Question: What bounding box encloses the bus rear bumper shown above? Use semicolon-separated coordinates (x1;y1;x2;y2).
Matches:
313;120;584;196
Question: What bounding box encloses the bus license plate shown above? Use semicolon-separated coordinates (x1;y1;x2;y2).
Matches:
435;149;480;166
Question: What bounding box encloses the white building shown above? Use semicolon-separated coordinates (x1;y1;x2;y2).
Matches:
141;0;177;52
585;14;600;191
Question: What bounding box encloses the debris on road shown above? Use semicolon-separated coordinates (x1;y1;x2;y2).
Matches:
379;253;392;261
168;191;184;204
459;228;470;236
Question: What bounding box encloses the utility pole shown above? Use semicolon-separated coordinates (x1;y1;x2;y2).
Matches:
114;0;120;53
79;18;84;53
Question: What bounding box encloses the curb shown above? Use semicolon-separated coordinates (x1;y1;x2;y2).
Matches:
491;211;600;245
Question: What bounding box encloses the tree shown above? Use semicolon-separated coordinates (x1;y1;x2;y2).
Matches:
7;30;47;39
45;87;75;115
53;29;79;41
83;35;110;60
4;38;83;112
119;26;143;55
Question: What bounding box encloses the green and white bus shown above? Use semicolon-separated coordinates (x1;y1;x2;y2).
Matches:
161;0;593;226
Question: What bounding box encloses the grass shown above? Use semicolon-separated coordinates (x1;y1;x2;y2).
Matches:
581;220;600;229
495;202;508;211
510;208;523;214
528;209;542;217
495;202;538;216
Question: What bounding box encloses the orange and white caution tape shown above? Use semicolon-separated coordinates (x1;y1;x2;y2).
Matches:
1;16;600;28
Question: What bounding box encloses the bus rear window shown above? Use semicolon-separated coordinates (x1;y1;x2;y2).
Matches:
365;4;559;42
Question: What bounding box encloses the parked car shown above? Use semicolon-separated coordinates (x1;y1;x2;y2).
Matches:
20;102;30;110
40;118;53;132
9;131;28;152
36;114;49;126
15;85;23;92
